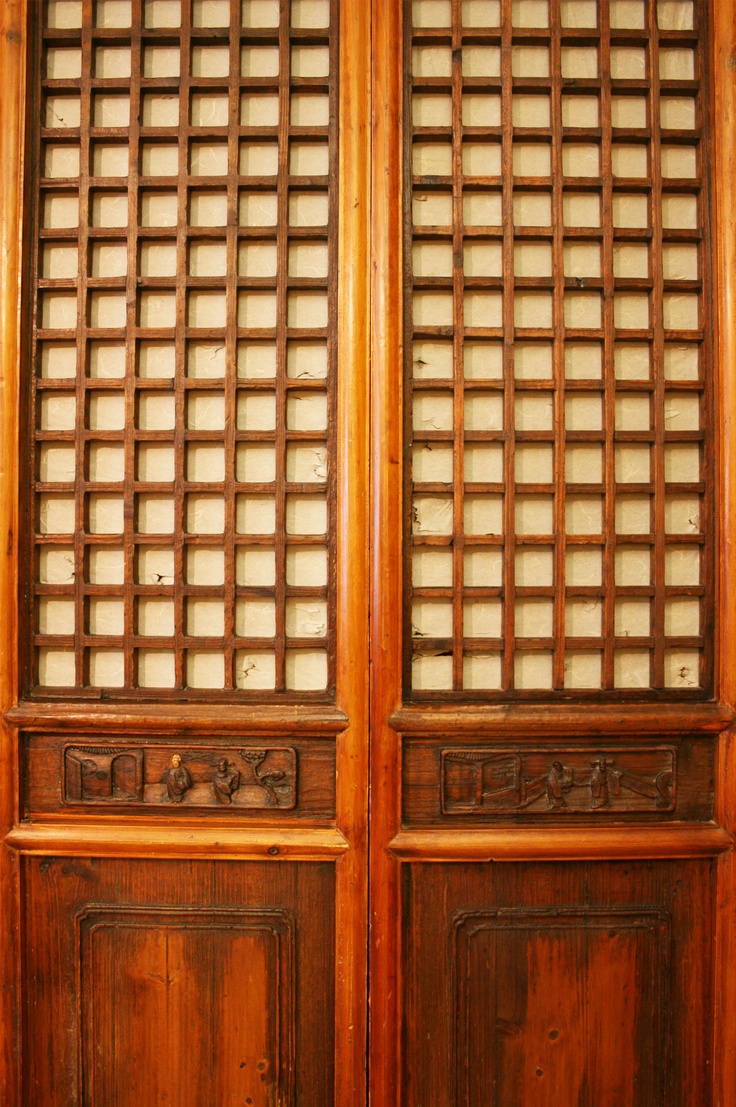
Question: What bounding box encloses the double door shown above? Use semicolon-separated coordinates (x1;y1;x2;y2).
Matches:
1;1;735;1103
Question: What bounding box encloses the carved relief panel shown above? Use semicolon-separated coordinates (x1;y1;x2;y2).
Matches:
64;744;296;808
441;745;675;814
401;733;714;825
24;733;337;820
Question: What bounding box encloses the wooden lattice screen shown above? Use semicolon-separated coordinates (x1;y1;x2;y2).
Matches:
405;0;713;699
27;0;337;700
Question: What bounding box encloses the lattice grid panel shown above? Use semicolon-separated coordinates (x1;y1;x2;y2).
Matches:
406;0;713;697
28;0;337;699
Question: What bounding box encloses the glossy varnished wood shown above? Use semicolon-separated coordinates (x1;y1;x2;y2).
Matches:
712;0;736;1100
370;4;735;1106
403;861;714;1106
1;2;370;1104
6;821;348;860
333;0;370;1098
370;0;405;1102
390;823;730;861
21;858;335;1106
1;2;735;1104
0;1;25;1102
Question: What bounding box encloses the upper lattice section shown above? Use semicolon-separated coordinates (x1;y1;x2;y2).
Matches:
405;0;714;698
27;0;337;700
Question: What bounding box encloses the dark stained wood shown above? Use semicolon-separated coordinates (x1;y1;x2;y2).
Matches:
457;908;669;1105
403;733;714;825
21;858;334;1106
24;732;336;819
403;860;714;1106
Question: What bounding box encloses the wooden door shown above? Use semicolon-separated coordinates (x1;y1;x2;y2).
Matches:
0;0;369;1103
1;2;735;1105
370;0;736;1105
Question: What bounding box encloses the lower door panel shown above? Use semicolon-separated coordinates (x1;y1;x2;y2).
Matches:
21;858;335;1107
403;860;713;1107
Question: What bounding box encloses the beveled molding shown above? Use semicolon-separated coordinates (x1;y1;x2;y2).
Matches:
5;821;349;861
390;701;734;738
389;824;732;863
6;701;349;735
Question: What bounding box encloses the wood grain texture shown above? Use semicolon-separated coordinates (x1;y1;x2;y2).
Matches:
0;0;26;1102
7;821;348;860
455;906;669;1106
403;861;714;1106
79;906;294;1106
370;0;405;1103
0;4;734;1106
24;734;336;819
403;734;714;825
333;0;370;1099
390;699;733;736
711;1;736;1102
7;700;348;733
390;823;731;862
21;858;334;1106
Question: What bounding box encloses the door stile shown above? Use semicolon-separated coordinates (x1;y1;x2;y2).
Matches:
0;1;26;1102
712;0;736;1100
370;0;405;1102
334;0;371;1101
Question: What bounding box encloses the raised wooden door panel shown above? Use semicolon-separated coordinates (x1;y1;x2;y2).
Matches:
0;0;369;1103
22;858;335;1106
371;0;736;1103
404;860;713;1106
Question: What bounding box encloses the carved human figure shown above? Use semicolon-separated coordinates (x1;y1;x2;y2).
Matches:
545;761;573;810
589;757;611;810
166;754;192;803
213;758;240;805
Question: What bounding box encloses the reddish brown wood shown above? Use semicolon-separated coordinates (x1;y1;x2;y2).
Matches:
0;3;735;1106
6;822;348;860
80;906;291;1106
389;824;730;861
3;3;369;1105
402;734;714;824
24;734;338;818
333;0;370;1101
370;0;405;1103
21;858;334;1105
712;1;736;1101
403;861;714;1105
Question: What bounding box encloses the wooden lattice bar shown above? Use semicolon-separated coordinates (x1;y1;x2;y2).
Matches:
27;0;338;700
405;0;713;698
